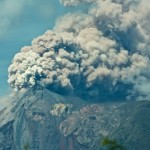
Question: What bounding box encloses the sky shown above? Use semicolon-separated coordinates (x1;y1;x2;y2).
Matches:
0;0;69;96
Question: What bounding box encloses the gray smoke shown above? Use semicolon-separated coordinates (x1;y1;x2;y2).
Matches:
8;0;150;101
59;0;97;6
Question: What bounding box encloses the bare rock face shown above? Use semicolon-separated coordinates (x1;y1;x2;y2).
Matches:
0;86;150;150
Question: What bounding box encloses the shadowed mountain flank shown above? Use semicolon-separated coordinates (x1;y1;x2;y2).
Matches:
0;86;150;150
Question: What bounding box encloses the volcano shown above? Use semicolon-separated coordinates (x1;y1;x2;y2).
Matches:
0;86;150;150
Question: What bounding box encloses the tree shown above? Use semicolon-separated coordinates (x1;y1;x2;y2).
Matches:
24;144;30;150
101;137;126;150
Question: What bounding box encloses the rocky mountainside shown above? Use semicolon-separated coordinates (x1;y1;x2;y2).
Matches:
0;86;150;150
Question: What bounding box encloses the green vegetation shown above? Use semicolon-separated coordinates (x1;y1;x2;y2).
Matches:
101;137;126;150
23;137;125;150
24;144;30;150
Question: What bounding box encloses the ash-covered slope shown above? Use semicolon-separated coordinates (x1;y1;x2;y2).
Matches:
0;86;150;150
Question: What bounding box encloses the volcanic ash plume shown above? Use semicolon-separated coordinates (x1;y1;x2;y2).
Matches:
8;0;150;101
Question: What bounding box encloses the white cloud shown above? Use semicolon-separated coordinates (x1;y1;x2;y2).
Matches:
0;0;55;38
0;0;31;37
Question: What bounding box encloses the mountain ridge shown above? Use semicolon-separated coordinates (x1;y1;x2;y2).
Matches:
0;86;150;150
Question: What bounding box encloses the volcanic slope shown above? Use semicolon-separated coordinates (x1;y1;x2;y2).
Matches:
0;86;150;150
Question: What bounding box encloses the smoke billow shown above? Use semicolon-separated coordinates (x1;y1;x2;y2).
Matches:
8;0;150;101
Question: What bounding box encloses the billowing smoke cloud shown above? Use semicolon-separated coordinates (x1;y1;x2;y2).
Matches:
8;0;150;101
60;0;97;6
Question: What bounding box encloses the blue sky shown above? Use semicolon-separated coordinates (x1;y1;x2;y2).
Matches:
0;0;70;96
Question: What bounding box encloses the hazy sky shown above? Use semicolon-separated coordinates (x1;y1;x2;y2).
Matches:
0;0;69;96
